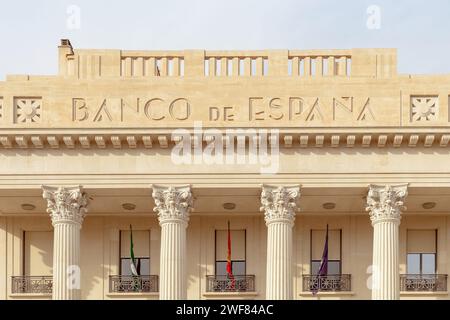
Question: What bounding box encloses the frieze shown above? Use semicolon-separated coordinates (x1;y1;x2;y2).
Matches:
69;96;377;124
0;92;447;128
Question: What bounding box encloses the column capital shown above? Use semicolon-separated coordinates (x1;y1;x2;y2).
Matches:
260;184;300;225
151;184;193;225
42;185;88;226
365;184;408;225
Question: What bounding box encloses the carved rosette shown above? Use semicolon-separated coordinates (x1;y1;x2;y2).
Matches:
152;185;193;225
260;185;300;225
42;185;88;226
365;184;408;225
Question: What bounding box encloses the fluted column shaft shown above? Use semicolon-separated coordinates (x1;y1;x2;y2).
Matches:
366;184;407;300
266;219;293;299
159;219;187;299
42;185;88;300
52;220;81;299
372;219;400;299
260;185;300;300
152;185;193;300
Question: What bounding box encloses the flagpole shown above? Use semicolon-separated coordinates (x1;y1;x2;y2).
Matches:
313;224;329;295
226;221;235;289
129;224;141;291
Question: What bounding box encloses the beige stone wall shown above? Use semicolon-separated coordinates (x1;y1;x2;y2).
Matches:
1;214;449;300
1;41;450;300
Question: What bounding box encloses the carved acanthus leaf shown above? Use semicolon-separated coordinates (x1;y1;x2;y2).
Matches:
152;185;193;224
42;185;88;225
260;184;300;224
365;184;408;224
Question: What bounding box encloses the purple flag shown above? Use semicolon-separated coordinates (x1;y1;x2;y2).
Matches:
312;225;329;295
318;224;329;276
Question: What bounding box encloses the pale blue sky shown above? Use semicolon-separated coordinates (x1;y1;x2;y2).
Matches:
0;0;449;79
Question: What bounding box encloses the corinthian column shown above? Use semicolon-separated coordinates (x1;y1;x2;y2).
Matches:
260;184;300;300
152;185;193;300
366;184;408;300
42;186;88;300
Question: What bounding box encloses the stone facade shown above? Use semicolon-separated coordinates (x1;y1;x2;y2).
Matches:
0;40;450;299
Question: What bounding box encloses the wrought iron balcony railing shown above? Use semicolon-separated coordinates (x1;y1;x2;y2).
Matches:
109;275;159;293
303;274;352;292
400;274;448;292
11;276;53;294
206;275;255;292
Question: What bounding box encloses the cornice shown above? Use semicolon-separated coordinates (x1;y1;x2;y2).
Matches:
0;130;449;149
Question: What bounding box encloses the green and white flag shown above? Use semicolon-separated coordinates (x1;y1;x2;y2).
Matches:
129;224;139;276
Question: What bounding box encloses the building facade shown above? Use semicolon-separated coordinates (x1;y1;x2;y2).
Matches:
0;40;449;300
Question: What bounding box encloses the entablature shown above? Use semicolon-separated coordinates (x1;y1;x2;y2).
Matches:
1;40;450;147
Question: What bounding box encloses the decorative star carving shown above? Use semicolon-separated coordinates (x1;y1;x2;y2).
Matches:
15;98;42;123
411;97;438;121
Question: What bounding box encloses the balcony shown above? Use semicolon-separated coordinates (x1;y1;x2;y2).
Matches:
400;274;448;292
109;275;159;293
11;276;52;294
206;275;255;292
303;274;352;292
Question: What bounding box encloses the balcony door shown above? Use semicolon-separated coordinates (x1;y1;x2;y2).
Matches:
23;231;53;276
119;230;150;276
310;229;342;275
208;229;255;292
402;229;446;292
407;229;437;275
215;229;246;276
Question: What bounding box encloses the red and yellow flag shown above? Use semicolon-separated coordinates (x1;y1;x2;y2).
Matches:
226;221;235;288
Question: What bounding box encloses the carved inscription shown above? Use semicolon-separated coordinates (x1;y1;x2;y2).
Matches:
209;106;235;121
71;96;376;124
73;97;191;122
246;97;374;122
333;97;374;121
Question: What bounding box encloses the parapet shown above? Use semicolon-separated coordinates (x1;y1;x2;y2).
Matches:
57;39;397;79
